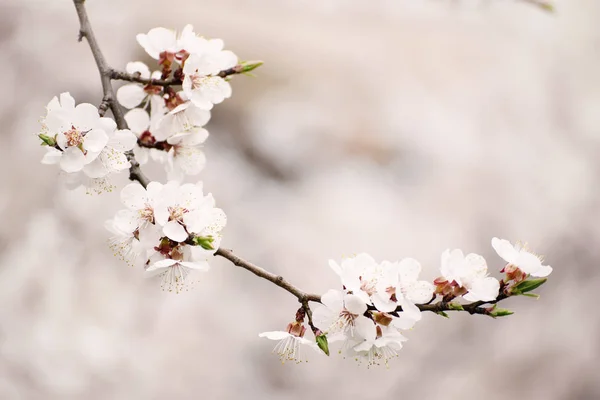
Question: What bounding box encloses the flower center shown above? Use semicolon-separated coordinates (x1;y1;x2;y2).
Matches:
64;125;84;148
168;206;188;222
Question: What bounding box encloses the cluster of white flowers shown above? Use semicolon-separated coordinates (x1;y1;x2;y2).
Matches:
105;181;226;292
117;25;238;181
39;92;137;193
38;10;556;369
260;238;553;366
38;25;239;290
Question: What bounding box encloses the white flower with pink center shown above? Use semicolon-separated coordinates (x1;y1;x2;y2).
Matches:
492;237;552;278
136;25;197;63
440;249;500;302
40;92;109;173
182;39;237;110
154;181;226;246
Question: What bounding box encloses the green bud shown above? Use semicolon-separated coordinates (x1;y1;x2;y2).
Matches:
239;60;263;74
538;3;554;12
511;278;547;295
316;334;329;356
521;293;541;299
436;311;450;319
489;307;514;318
193;235;215;250
447;303;464;311
39;133;56;147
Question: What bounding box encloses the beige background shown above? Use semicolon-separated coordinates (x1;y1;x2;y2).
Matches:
0;0;599;398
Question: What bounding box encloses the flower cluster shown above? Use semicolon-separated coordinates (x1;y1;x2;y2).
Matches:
39;3;556;370
37;25;248;288
38;92;136;193
260;238;553;367
117;25;240;181
105;181;226;292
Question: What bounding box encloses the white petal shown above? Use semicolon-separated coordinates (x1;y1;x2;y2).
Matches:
354;316;376;341
59;148;86;172
344;294;367;315
180;261;210;271
404;281;435;304
514;251;543;274
125;61;151;79
371;293;397;313
116;84;147;109
463;277;499;302
41;148;62;165
59;92;76;110
113;209;139;233
125;108;151;134
83;157;109;178
216;50;238;70
110;129;137;152
147;258;177;271
328;260;342;276
72;103;99;129
320;289;343;312
258;331;291;340
491;237;518;264
121;182;148;209
163;220;188;242
531;264;552;278
84;129;109;152
398;257;421;283
97;117;117;134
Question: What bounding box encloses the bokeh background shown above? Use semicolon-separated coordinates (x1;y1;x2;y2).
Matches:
1;0;599;398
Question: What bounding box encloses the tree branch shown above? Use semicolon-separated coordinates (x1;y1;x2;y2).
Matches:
110;65;250;86
215;247;512;317
214;248;321;303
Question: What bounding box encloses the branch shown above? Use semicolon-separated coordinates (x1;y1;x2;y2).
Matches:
215;247;512;318
110;64;259;86
73;0;150;188
214;248;321;303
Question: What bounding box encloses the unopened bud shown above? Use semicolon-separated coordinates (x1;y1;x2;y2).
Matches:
238;60;263;74
192;235;215;250
489;307;514;318
510;278;547;296
316;333;330;356
39;133;56;147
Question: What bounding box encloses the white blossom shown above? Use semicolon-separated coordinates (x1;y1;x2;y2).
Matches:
136;25;196;62
154;181;226;245
312;289;370;342
351;318;407;368
440;249;500;302
182;39;237;110
163;128;208;181
258;328;318;364
40;92;109;173
156;101;210;141
492;237;552;278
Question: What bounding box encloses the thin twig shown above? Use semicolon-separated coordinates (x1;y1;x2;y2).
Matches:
73;0;150;188
109;65;246;87
215;248;321;303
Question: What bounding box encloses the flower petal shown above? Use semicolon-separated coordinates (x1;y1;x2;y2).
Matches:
491;237;518;264
163;220;188;242
59;148;86;172
116;84;146;109
125;108;151;134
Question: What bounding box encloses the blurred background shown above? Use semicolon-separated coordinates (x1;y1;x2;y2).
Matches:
0;0;599;398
